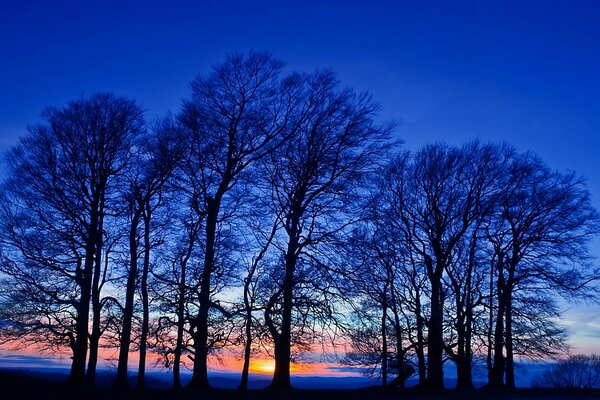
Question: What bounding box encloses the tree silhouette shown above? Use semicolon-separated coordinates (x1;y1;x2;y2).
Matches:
0;93;143;383
178;51;304;388
261;70;393;389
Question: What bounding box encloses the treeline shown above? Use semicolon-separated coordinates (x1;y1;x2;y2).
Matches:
0;52;598;390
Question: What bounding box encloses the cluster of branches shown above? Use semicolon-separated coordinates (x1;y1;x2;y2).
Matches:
343;143;600;389
535;354;600;389
0;51;597;391
0;52;391;390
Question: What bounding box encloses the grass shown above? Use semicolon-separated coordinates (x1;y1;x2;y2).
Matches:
1;370;600;400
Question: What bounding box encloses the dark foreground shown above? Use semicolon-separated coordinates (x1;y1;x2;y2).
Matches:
1;370;599;400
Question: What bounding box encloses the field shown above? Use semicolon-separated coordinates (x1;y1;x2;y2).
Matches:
1;370;599;400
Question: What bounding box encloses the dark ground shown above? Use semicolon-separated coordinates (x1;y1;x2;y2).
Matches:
1;370;600;400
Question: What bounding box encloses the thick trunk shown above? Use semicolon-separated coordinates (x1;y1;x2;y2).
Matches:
456;274;474;388
425;264;444;389
137;208;152;389
270;215;298;390
189;197;218;388
69;199;101;383
270;242;295;389
86;320;100;384
271;332;291;389
69;247;94;383
115;210;142;387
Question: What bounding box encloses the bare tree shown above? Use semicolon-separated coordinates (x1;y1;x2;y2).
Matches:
177;51;305;388
0;93;143;383
261;70;393;389
485;151;600;387
343;220;416;388
536;354;600;389
114;117;184;387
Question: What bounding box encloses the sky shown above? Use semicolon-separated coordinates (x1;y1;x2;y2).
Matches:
1;0;600;362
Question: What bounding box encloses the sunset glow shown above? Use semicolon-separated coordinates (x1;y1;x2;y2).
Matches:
2;2;600;394
249;359;275;374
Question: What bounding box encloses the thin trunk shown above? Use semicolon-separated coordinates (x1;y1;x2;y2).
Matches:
173;216;198;388
390;284;406;388
381;292;388;387
486;259;495;383
137;206;151;389
173;259;186;388
414;290;426;386
456;238;476;389
239;309;253;391
86;210;104;384
455;298;468;388
115;209;142;387
239;221;277;390
491;264;506;387
463;295;474;389
505;281;515;388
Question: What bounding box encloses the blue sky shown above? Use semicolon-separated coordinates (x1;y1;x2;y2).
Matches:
1;0;599;352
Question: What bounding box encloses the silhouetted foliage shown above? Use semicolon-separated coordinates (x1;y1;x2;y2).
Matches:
0;93;144;383
536;354;600;389
0;52;598;393
261;70;393;388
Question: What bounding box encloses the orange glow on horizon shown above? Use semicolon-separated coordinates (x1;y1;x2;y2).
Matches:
0;344;360;378
249;359;275;374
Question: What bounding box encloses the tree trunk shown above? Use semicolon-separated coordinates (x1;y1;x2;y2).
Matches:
137;207;152;389
381;293;388;387
463;294;474;389
415;292;426;386
86;210;104;385
239;309;252;391
69;242;95;382
490;259;506;387
505;285;515;388
115;209;142;387
173;259;187;389
189;197;219;388
455;303;470;388
425;258;444;388
270;215;299;390
486;260;495;384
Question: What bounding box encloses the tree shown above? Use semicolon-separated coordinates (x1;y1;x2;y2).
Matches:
0;93;143;383
485;151;600;387
343;218;417;388
178;51;304;388
114;117;184;387
262;70;393;389
536;354;600;389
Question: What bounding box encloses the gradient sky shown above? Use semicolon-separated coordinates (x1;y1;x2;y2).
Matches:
1;0;599;355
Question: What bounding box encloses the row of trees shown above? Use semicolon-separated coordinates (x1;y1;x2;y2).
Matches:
0;52;598;390
343;143;599;388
